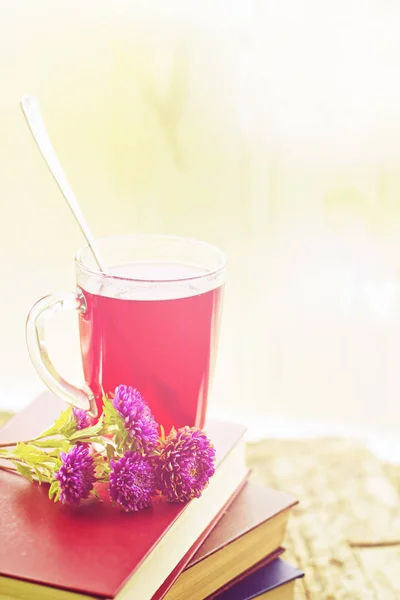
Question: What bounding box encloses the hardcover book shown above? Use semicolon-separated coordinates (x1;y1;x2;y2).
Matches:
0;393;248;600
214;558;304;600
164;482;297;600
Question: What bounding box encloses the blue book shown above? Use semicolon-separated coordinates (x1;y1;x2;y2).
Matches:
214;558;304;600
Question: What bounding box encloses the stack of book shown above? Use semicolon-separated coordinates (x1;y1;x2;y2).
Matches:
0;394;304;600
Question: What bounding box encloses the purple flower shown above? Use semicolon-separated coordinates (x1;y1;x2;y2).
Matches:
73;407;90;430
55;445;96;505
109;451;155;512
154;427;216;503
112;385;159;451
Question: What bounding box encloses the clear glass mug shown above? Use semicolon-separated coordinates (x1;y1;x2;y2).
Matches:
26;234;226;430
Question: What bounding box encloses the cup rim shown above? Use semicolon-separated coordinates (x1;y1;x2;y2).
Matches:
75;233;227;284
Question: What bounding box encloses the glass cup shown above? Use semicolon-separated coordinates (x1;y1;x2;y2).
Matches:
26;234;226;430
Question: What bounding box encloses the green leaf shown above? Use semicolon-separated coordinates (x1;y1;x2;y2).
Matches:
103;397;120;428
58;440;71;454
37;406;74;439
33;467;43;484
105;444;115;461
12;461;33;482
13;444;59;477
120;429;133;454
39;463;54;477
32;438;69;449
13;442;35;461
103;389;114;402
90;488;100;500
69;416;104;442
114;432;123;449
48;480;59;501
35;425;59;440
92;449;109;475
160;424;165;442
14;443;46;465
54;406;73;429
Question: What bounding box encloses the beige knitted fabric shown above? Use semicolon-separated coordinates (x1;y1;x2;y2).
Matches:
246;438;400;599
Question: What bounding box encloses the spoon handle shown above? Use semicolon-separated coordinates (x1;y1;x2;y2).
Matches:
20;94;106;273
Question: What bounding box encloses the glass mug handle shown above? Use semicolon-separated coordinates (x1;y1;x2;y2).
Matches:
26;291;98;417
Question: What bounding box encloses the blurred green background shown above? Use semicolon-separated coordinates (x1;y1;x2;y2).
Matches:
1;2;400;442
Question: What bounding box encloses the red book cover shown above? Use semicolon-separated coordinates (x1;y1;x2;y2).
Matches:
0;393;247;600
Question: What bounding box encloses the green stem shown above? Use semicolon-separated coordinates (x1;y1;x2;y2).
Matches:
0;463;42;483
0;433;49;449
0;464;17;474
0;439;32;449
0;454;26;464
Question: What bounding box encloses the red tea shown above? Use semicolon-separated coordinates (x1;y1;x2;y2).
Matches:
79;263;224;431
